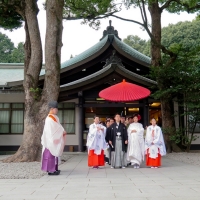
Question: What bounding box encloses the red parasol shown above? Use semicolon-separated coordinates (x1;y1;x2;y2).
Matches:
99;79;150;102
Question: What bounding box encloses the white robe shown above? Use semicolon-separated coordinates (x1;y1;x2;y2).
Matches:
145;125;166;158
127;122;145;165
86;123;107;155
41;114;66;157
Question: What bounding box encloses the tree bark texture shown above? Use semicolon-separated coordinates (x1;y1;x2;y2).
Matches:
3;0;64;162
148;1;162;67
148;1;181;152
42;0;64;101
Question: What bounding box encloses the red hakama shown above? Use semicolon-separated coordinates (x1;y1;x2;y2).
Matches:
88;150;105;167
146;148;161;167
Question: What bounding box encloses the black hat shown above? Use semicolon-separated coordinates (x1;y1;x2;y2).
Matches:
48;101;58;108
121;111;126;118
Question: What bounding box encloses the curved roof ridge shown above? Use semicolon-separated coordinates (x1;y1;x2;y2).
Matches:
61;35;109;69
118;65;156;85
60;65;112;88
113;36;151;65
60;63;156;90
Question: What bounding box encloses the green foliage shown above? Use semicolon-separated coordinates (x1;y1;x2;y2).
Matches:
169;128;199;148
0;31;14;62
124;0;200;13
162;20;200;50
10;42;24;63
0;32;24;63
150;45;200;151
30;87;42;101
0;0;24;30
123;35;151;56
63;0;120;29
124;19;200;57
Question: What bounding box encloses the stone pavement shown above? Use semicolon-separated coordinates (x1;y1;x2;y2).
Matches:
1;153;200;200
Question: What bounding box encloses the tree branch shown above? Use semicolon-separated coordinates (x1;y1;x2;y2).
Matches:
63;10;119;21
109;14;144;27
137;0;145;24
141;0;148;25
164;0;200;12
160;0;175;11
110;14;177;60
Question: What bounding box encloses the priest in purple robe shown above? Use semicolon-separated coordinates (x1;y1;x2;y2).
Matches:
41;101;67;175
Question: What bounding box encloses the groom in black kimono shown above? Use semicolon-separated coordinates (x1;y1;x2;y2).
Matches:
108;113;128;169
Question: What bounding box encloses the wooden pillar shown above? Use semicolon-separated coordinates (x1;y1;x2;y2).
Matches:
143;98;149;128
78;92;84;152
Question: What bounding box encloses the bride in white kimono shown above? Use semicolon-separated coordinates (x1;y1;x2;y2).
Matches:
127;114;145;168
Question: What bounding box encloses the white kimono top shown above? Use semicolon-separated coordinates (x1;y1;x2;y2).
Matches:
41;114;66;157
145;125;166;158
86;123;107;155
127;122;145;163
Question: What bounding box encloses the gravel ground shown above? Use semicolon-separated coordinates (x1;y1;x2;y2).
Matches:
0;153;74;179
166;151;200;166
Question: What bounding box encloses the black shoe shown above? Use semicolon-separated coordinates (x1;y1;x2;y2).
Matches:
56;170;61;174
48;171;59;175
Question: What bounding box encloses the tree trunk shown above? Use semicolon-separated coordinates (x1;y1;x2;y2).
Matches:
42;0;64;101
148;2;162;67
148;2;182;153
3;0;64;162
161;98;182;153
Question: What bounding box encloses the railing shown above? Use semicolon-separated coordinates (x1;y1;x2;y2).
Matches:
0;90;24;94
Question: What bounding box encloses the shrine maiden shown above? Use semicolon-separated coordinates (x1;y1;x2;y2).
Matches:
86;116;107;169
108;113;128;169
127;114;145;168
41;101;67;175
145;118;166;168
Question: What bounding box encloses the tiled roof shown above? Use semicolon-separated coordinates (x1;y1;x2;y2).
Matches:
0;34;151;86
61;34;151;69
113;37;151;64
61;35;109;69
0;65;45;86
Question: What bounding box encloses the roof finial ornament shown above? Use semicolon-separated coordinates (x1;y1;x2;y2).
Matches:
100;20;121;41
109;20;112;27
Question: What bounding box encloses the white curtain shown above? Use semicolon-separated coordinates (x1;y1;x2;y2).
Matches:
12;103;23;108
64;110;75;134
11;110;23;133
0;103;10;108
57;111;63;123
0;111;9;133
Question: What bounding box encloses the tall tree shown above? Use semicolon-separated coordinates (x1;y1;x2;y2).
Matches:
0;32;14;62
1;0;64;162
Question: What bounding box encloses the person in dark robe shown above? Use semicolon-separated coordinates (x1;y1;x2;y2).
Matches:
120;111;126;125
105;117;115;165
108;113;128;169
104;119;110;164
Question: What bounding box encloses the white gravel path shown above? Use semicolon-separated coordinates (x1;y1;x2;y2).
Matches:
0;153;73;179
166;152;200;166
